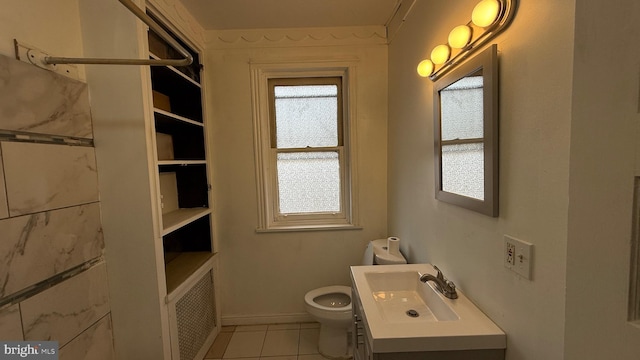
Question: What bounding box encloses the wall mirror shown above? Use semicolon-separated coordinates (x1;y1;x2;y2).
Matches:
433;44;498;217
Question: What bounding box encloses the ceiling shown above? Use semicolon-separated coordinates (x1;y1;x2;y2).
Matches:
178;0;402;30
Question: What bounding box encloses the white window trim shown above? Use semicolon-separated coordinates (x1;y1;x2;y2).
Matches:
250;60;360;232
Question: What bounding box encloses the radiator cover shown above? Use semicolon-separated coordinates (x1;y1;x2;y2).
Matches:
172;268;217;360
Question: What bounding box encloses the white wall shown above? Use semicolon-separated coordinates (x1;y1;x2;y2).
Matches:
565;0;640;358
205;30;389;323
0;0;83;66
77;0;173;357
388;1;575;359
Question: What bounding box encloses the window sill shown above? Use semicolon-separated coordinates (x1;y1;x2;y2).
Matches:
256;224;363;233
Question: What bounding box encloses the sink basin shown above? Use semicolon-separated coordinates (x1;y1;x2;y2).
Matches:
351;264;505;353
365;271;459;322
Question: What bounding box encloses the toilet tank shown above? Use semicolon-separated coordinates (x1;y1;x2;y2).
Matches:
362;239;407;265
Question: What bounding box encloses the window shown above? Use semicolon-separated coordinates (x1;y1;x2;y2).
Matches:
251;64;357;231
439;74;485;200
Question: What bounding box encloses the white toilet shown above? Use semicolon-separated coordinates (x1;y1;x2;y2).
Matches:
304;239;407;358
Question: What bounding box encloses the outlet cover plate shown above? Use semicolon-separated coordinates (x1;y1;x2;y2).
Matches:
504;235;533;280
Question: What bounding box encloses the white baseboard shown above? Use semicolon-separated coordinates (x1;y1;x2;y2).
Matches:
222;312;314;326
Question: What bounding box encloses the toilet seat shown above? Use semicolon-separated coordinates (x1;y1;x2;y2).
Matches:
304;285;352;312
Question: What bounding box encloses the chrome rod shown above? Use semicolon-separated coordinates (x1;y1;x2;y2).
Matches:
44;0;192;67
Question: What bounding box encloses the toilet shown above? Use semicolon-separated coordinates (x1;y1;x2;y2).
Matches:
304;239;407;358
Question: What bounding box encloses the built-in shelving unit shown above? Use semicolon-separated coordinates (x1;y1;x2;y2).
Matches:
148;11;219;360
83;3;219;358
149;21;215;293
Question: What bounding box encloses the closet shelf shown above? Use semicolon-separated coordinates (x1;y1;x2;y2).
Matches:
162;207;211;235
154;108;204;127
165;251;215;296
158;160;206;166
150;52;201;87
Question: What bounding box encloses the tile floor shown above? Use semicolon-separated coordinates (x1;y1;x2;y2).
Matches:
205;323;327;360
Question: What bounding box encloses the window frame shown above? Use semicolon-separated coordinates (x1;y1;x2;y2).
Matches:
251;62;359;232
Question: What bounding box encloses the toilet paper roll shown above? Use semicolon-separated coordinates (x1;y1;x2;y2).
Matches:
387;237;401;256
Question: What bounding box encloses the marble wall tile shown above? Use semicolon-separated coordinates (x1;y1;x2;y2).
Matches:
0;203;104;298
0;304;23;340
0;149;8;219
58;315;115;360
0;54;93;139
20;261;110;346
1;142;99;216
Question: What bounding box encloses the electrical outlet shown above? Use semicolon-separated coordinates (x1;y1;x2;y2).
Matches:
504;239;516;267
504;235;534;280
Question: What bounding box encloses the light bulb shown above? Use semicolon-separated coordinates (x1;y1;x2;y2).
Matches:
448;25;472;49
417;59;434;77
431;45;451;65
472;0;501;28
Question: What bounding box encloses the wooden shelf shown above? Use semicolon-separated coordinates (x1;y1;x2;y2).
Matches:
150;52;201;87
158;160;207;166
162;207;211;235
165;251;215;296
154;108;204;127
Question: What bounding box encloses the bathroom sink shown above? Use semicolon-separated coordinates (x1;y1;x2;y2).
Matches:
351;264;505;353
364;271;459;322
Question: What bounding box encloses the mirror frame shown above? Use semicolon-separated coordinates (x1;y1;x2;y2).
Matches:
433;44;499;217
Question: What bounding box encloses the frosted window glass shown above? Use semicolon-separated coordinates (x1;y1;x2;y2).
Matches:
440;76;483;141
274;85;338;148
277;152;341;214
441;143;484;200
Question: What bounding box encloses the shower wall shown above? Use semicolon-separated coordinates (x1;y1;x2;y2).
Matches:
0;54;115;359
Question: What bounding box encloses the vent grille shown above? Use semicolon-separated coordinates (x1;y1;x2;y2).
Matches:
176;270;217;360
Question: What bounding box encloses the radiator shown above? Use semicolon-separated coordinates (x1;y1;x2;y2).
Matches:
168;262;218;360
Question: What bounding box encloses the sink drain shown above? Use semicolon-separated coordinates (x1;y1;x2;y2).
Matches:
406;309;419;318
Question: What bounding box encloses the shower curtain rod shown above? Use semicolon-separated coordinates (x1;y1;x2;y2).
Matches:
44;0;192;67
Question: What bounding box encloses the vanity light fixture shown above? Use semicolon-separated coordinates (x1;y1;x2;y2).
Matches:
448;25;472;49
417;0;517;81
431;44;451;65
417;60;435;77
472;0;502;27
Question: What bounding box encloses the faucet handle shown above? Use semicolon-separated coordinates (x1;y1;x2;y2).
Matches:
444;280;458;299
445;280;456;291
433;265;445;281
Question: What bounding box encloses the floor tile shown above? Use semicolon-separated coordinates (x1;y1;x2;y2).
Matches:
260;329;299;357
236;324;269;332
221;326;236;333
300;322;320;329
298;328;320;355
223;331;266;358
259;356;297;360
298;355;327;360
268;323;300;330
205;331;233;359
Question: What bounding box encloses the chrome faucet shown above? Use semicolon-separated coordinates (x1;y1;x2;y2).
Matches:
419;265;458;299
